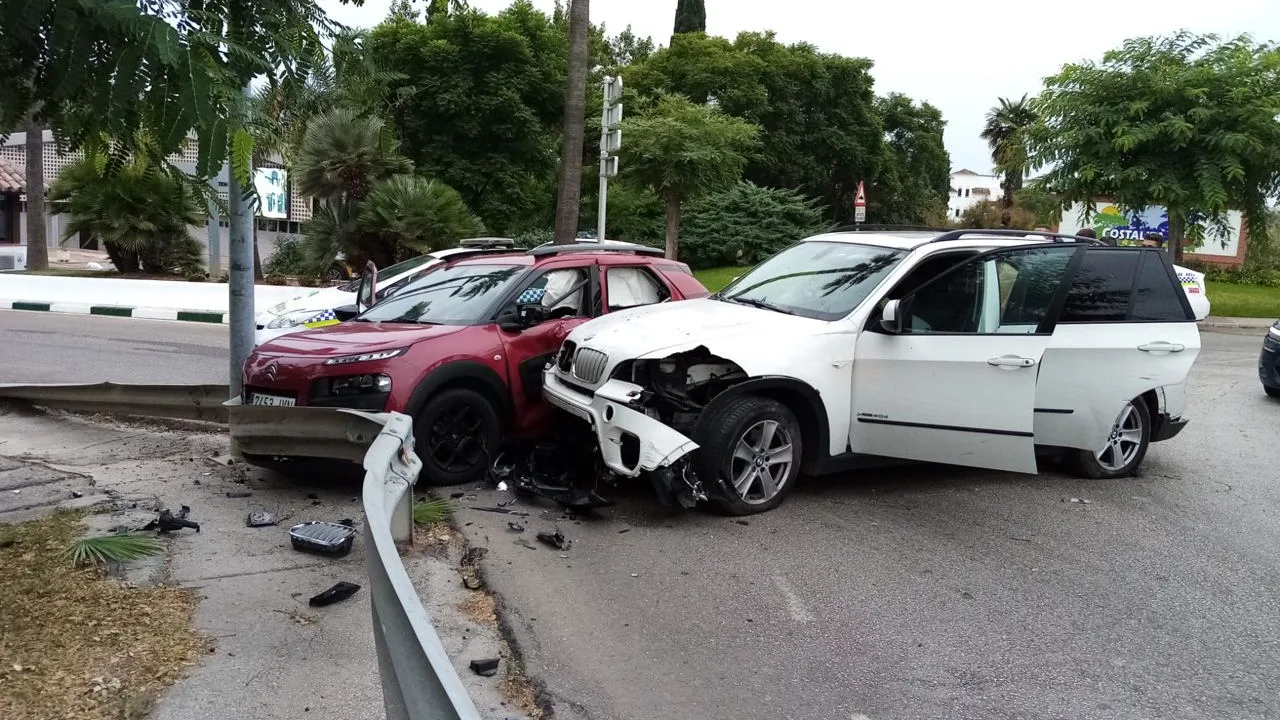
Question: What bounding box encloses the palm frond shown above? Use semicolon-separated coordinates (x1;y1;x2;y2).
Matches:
66;534;164;567
413;498;454;525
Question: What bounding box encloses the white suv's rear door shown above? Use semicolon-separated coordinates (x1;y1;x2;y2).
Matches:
851;245;1080;473
1033;248;1201;452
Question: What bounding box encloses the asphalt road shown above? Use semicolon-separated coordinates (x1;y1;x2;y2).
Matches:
5;311;1277;719
0;310;228;384
457;328;1280;720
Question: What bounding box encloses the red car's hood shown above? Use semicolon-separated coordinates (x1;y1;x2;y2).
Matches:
254;321;467;357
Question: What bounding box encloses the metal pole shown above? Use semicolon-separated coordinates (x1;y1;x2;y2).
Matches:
228;83;255;400
597;77;611;241
207;191;221;276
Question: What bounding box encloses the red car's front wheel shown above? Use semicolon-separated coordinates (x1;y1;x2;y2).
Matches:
414;388;501;486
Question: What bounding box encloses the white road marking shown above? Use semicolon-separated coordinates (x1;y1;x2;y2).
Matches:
773;575;814;623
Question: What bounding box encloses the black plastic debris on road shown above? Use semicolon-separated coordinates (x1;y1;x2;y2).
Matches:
507;521;526;533
289;521;357;556
142;505;200;534
226;491;253;499
469;658;500;677
535;530;570;551
308;581;361;607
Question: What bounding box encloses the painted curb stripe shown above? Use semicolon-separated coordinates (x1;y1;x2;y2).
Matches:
90;306;134;317
176;310;225;324
11;301;51;311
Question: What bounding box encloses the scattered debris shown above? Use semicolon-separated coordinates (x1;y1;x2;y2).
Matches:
469;658;500;677
308;581;361;607
507;521;526;533
142;506;200;534
450;492;466;499
630;573;640;578
535;530;570;551
496;440;615;512
1067;497;1093;504
70;490;83;499
497;481;509;492
288;521;357;556
617;528;632;534
11;489;19;495
468;506;530;517
733;520;750;526
208;454;236;467
306;493;319;500
310;500;322;506
245;511;279;528
514;538;537;550
226;491;253;499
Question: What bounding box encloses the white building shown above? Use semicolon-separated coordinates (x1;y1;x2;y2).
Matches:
0;130;308;268
948;169;1003;220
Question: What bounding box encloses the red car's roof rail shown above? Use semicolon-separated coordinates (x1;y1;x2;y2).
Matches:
527;242;665;258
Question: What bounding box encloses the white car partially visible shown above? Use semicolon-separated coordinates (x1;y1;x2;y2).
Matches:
1173;265;1210;320
254;240;514;346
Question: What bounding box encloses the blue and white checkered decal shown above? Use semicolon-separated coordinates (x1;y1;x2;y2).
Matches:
305;308;338;323
517;287;547;305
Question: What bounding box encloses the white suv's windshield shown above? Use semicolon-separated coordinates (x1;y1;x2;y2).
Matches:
718;241;906;321
357;264;525;326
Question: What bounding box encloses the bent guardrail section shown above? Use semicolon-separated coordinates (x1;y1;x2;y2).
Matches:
0;382;231;422
359;411;483;720
223;397;384;462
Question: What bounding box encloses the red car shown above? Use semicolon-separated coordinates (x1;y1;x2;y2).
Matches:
241;244;709;485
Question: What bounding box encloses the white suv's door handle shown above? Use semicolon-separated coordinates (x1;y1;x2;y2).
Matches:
1138;342;1186;354
987;355;1036;369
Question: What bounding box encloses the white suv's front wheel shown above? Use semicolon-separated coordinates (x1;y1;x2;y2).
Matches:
1070;398;1151;479
695;397;803;516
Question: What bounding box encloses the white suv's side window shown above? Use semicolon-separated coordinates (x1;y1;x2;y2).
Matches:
606;267;667;310
904;246;1076;335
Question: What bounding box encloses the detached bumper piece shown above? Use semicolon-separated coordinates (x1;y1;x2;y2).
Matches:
543;372;700;478
1151;415;1189;442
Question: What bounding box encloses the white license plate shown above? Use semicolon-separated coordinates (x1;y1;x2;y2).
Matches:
250;393;296;407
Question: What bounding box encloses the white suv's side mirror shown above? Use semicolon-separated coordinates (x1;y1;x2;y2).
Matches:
880;299;904;334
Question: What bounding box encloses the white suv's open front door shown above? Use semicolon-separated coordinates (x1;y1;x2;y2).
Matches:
850;244;1080;474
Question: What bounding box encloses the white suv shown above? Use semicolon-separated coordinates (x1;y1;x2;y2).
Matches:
542;229;1203;515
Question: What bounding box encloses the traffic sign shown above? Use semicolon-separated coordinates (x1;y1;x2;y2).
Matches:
854;181;867;224
854;206;866;223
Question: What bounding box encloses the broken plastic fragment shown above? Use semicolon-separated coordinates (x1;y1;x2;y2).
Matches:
535;530;570;551
142;506;200;534
226;491;253;498
469;658;500;677
308;581;361;607
507;521;525;533
246;511;278;528
497;481;509;492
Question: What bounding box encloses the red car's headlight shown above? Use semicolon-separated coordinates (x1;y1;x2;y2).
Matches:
323;348;408;366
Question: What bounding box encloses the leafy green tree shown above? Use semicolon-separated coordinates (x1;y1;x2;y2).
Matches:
956;200;1038;230
981;95;1037;225
626;32;885;224
619;93;759;258
680;181;826;269
607;26;655;68
673;0;706;37
359;175;485;258
367;4;569;234
553;0;591;244
1013;182;1066;227
48;149;206;276
872;94;951;225
1030;32;1280;262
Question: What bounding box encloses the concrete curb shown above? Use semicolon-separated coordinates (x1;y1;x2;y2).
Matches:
1198;316;1276;330
0;300;227;324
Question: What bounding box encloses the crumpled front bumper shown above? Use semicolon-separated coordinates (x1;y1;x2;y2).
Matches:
542;369;699;478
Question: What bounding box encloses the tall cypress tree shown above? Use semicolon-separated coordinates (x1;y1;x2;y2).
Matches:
672;0;706;36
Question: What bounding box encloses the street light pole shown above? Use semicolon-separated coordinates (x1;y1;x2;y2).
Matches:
228;83;255;401
598;75;622;241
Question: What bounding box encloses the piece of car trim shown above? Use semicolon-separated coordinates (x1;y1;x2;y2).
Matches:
855;416;1035;438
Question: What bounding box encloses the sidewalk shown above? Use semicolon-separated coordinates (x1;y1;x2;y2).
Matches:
0;274;307;324
1198;316;1276;330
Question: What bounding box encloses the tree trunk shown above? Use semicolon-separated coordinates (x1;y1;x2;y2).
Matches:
1167;212;1184;263
664;194;681;260
23;115;48;271
552;0;590;245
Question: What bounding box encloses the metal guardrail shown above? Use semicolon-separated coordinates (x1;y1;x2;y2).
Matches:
1;383;482;719
0;382;231;422
358;411;483;720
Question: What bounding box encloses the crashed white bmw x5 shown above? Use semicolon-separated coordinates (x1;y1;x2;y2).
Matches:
542;229;1204;516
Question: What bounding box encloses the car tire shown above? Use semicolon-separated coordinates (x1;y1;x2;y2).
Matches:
695;396;803;516
1069;398;1152;479
1265;386;1280;399
326;263;348;281
414;388;501;487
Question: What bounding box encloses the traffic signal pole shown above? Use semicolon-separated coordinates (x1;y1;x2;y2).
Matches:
597;76;622;241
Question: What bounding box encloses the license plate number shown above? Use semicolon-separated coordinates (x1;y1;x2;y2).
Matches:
251;393;296;407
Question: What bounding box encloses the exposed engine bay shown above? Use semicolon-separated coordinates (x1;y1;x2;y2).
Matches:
612;349;747;437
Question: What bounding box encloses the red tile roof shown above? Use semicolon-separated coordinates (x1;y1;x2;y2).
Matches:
0;158;23;194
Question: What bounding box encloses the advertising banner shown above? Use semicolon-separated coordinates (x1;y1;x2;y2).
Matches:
1058;201;1241;257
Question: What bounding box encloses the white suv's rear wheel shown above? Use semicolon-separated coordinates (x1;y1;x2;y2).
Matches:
1070;398;1151;479
695;397;803;516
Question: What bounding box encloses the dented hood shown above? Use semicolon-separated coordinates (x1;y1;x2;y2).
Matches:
568;298;831;358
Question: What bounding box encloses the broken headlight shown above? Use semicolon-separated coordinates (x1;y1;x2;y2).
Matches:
327;374;391;396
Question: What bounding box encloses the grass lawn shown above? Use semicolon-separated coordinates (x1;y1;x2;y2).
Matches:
1205;282;1280;319
692;266;743;293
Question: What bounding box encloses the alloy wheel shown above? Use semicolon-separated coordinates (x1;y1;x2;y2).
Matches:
1095;401;1144;472
427;405;486;473
729;419;794;505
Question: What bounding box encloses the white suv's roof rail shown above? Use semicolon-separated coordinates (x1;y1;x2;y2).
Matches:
926;228;1108;247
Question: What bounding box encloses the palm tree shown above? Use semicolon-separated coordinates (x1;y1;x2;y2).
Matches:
295;109;412;204
980;95;1037;227
553;0;590;244
359;175;485;263
23;109;48;271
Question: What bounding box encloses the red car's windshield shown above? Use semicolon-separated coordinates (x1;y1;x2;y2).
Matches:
358;263;525;326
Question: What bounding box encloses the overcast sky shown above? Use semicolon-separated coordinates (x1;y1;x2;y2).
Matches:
319;0;1280;176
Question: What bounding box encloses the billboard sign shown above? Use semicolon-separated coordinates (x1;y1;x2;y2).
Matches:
1058;201;1241;258
254;168;289;220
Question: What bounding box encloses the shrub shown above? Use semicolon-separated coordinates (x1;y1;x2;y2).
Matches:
1179;260;1280;287
264;235;314;277
677;182;826;269
954;199;1039;230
